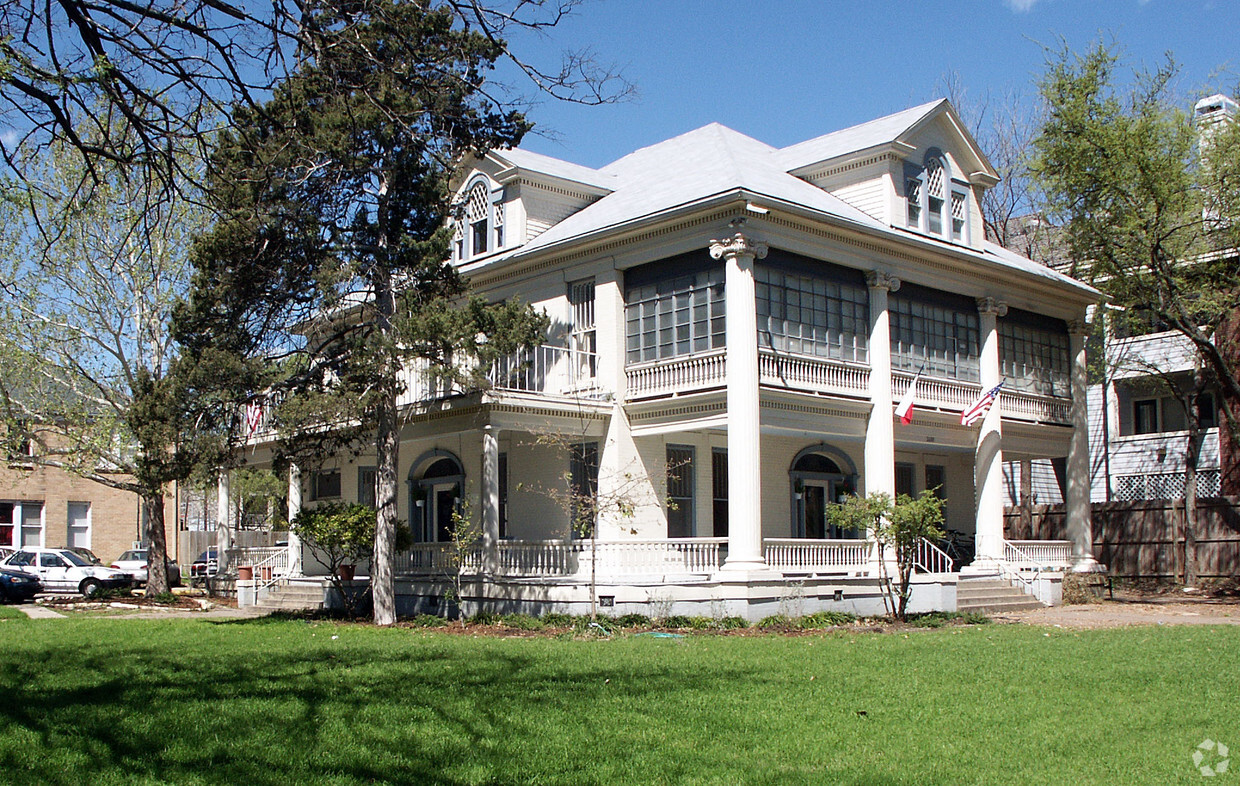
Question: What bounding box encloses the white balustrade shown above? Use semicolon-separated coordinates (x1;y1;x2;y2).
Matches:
998;389;1071;424
588;538;725;575
626;351;727;399
394;543;482;575
496;540;579;576
890;371;979;410
1004;540;1072;570
763;538;870;574
758;351;869;397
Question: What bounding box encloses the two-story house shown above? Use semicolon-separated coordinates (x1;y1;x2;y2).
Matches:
244;99;1101;618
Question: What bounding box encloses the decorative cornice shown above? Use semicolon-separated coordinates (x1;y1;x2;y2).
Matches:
976;297;1008;317
709;232;769;261
865;270;901;292
1067;319;1089;336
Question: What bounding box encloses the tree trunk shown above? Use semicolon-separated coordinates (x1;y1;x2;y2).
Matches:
144;491;171;596
1184;366;1205;587
370;221;400;625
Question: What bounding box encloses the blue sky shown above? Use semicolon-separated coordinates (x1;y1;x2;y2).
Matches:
501;0;1238;168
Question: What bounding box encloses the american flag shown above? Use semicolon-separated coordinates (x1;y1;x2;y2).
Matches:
960;381;1004;427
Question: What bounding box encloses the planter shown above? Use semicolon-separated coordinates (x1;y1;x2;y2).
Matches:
237;565;254;581
338;564;355;582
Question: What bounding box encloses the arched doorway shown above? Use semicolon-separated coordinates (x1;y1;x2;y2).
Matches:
790;446;858;539
408;452;464;543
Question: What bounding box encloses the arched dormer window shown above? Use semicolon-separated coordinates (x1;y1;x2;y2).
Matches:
456;177;504;261
904;151;969;243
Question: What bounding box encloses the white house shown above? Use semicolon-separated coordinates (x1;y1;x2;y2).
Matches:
239;99;1101;618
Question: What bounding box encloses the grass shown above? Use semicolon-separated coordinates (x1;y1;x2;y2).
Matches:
0;617;1237;784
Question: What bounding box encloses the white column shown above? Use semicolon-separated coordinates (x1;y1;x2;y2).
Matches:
969;297;1007;569
216;470;233;573
864;271;900;499
481;424;501;575
595;269;626;400
1066;321;1100;571
287;464;303;575
711;232;768;571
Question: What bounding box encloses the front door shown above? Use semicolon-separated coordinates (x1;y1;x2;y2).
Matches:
802;480;830;539
434;485;457;543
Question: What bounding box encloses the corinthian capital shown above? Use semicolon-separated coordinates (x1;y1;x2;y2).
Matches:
1067;319;1089;336
976;297;1008;317
709;232;768;261
865;270;901;292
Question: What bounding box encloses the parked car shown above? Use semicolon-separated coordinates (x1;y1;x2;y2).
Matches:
67;547;103;566
2;547;132;597
0;566;42;603
190;547;220;578
111;549;182;587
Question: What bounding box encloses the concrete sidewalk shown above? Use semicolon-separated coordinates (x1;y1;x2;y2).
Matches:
14;604;65;619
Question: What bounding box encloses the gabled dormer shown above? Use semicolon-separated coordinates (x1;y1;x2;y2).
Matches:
778;99;998;251
449;149;614;264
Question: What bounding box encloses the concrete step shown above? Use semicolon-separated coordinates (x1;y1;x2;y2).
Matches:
255;582;326;612
957;576;1044;613
958;598;1045;614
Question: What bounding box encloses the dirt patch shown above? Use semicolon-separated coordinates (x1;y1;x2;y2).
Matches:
995;585;1240;629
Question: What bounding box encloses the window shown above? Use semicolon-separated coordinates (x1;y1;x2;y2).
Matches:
904;153;967;241
67;502;90;549
569;443;599;538
1133;399;1159;434
358;467;377;509
712;448;728;537
456;178;503;261
498;452;509;539
889;286;980;382
568;279;597;378
625;264;725;363
999;315;1070;397
895;463;915;498
19;502;43;547
1198;393;1218;430
312;469;341;500
755;264;869;362
666;445;695;538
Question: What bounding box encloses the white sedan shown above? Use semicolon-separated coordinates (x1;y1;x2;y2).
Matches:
2;548;133;597
110;549;183;587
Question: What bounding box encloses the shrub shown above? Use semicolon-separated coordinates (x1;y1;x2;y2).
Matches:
717;616;749;630
540;613;575;628
797;611;857;629
408;614;449;628
757;615;793;630
613;613;651;628
661;615;694;629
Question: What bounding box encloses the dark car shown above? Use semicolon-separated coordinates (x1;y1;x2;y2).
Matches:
190;547;220;578
0;566;43;603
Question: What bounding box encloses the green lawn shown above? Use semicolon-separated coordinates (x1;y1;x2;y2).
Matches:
0;615;1236;785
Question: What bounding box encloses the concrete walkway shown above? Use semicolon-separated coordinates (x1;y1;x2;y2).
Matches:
14;604;65;619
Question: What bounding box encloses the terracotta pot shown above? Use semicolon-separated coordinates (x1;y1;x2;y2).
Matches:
338;564;355;582
237;565;254;581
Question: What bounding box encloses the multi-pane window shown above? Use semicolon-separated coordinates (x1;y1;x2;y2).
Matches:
498;452;509;539
666;445;695;538
755;265;869;362
626;266;725;363
906;177;922;226
466;182;489;257
951;190;967;240
568;279;597;378
890;290;980;382
895;463;915;498
712;448;728;537
67;502;90;549
1133;399;1159;434
999;319;1070;396
926;158;945;236
358;467;378;509
925;465;947;500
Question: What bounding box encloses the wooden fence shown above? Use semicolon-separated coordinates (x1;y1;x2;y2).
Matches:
177;530;287;567
1004;497;1240;579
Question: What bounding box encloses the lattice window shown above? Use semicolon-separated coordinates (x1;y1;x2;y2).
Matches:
951;190;966;240
466;182;489;256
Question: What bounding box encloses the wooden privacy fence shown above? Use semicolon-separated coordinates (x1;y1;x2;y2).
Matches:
1004;497;1240;579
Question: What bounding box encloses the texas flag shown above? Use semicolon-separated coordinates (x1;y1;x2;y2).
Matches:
895;372;920;425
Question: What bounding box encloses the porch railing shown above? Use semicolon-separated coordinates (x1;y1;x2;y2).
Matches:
395;538;726;578
999;389;1071;424
913;537;955;574
1004;539;1072;570
762;538;871;575
497;540;577;576
588;538;725;575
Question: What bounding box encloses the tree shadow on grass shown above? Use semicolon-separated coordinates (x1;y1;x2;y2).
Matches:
0;622;768;785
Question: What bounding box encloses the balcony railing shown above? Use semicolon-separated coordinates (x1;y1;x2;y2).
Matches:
759;351;869;397
626;350;726;399
400;344;603;405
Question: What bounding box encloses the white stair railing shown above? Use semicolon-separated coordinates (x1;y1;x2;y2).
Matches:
913;537;954;574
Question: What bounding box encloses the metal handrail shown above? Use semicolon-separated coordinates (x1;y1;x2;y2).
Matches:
913;537;954;574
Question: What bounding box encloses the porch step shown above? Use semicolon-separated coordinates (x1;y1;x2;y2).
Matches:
253;581;326;612
956;577;1044;614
